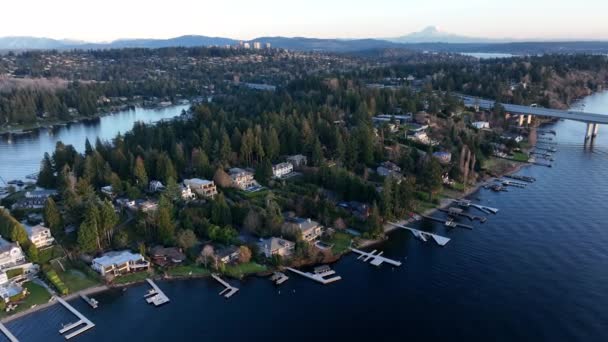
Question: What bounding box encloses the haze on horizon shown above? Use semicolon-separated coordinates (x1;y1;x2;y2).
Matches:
2;0;607;42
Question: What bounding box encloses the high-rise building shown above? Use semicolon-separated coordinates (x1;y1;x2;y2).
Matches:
253;42;261;49
265;43;272;49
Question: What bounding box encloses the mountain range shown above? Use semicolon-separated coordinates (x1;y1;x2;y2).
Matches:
1;27;608;54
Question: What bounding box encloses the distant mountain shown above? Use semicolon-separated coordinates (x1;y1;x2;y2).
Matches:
388;26;501;44
0;36;86;50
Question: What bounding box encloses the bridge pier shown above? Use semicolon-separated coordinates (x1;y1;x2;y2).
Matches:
527;115;532;125
585;123;593;140
518;115;524;126
593;123;599;137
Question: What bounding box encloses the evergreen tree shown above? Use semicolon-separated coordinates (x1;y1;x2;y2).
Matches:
43;198;62;236
37;153;56;188
133;156;148;188
157;195;175;245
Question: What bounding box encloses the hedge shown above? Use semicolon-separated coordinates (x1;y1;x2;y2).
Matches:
45;270;69;295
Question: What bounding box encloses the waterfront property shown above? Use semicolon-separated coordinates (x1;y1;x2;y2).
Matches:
283;217;323;242
91;250;150;277
145;279;170;306
211;274;239;298
25;224;54;248
215;246;240;265
56;296;95;339
258;237;295;258
183;178;218;199
228;168;259;191
272;162;293;179
149;246;186;267
0;237;26;271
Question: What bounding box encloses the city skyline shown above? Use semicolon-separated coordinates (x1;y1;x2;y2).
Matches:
1;0;607;42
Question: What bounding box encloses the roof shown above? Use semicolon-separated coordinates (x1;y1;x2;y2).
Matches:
216;245;239;259
0;237;19;254
292;218;320;233
273;162;292;169
259;237;294;251
150;246;185;262
185;178;214;186
25;224;49;237
93;250;144;267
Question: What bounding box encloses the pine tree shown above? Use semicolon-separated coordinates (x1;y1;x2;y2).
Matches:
43;198;62;237
157;195;175;245
133;156;148;188
99;200;119;248
37;153;56;188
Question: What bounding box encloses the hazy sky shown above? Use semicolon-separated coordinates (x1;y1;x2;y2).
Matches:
2;0;607;41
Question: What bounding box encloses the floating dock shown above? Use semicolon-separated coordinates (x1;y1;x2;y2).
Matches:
439;208;487;223
388;222;451;246
211;274;239;298
56;297;95;340
144;279;170;306
79;294;98;309
453;199;499;214
0;322;18;342
422;215;473;230
286;267;342;284
499;180;527;188
350;248;402;267
504;174;536;183
270;272;289;285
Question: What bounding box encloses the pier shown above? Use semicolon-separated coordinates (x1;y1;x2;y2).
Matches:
504;174;536;183
388;222;451;246
211;274;239;298
422;214;474;230
56;297;95;340
144;279;170;306
79;294;98;309
453;199;499;214
286;266;342;284
439;208;487;223
270;272;289;285
350;248;402;267
0;322;18;342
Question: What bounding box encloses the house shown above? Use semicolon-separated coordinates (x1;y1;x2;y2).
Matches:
11;198;46;210
24;190;57;199
228;168;259;190
258;237;295;258
149;180;165;193
215;246;240;265
149;246;186;266
101;185;115;197
0;237;26;271
138;200;158;213
181;185;196;201
338;201;371;220
184;178;218;199
25;224;54;248
433;151;452;164
283;218;323;242
287;155;308;168
377;161;402;178
92;250;150;277
472;121;490;129
0;273;25;303
272;162;293;178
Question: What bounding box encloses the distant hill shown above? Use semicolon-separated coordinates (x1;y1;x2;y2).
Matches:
0;36;86;50
387;26;501;44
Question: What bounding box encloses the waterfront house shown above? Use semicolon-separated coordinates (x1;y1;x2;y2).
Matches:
181;185;196;201
215;246;240;265
24;189;57;199
149;246;186;266
272;162;293;179
258;237;295;258
228;168;259;190
92;250;150;277
283;218;323;242
25;224;54;248
184;178;218;199
0;272;25;303
287;155;308;168
0;237;26;271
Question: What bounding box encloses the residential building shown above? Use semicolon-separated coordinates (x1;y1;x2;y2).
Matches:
272;162;293;179
287;155;308;168
283;218;323;242
139;200;159;213
0;237;26;271
229;168;258;190
433;151;452;164
472;121;490;129
253;42;262;49
184;178;218;199
92;250;150;277
149;180;165;193
215;246;240;265
25;224;54;248
24;190;57;199
181;185;196;201
0;273;25;303
377;161;402;178
149;246;186;266
258;237;295;258
101;185;115;197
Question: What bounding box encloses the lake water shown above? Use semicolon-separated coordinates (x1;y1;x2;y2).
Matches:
462;52;516;59
0;105;189;183
3;94;608;341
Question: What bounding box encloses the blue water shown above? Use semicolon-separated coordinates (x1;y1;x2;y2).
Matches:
4;95;608;341
461;52;517;59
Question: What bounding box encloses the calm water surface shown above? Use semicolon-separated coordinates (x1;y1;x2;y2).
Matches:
3;95;608;341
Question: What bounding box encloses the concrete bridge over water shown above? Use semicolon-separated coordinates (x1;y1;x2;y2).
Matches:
460;95;608;141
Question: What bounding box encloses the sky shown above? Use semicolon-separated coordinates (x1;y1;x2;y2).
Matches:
1;0;607;41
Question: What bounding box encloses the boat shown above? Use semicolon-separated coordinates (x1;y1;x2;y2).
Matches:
445;219;457;228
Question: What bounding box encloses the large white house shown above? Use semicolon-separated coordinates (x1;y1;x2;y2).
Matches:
229;168;259;190
272;162;293;179
0;237;26;271
258;237;295;258
92;250;150;277
184;178;218;199
283;218;323;242
25;224;55;248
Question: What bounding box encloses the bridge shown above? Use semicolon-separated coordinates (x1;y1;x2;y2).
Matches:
459;95;608;140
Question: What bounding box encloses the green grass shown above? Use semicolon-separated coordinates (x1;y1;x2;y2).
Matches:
112;271;152;285
166;265;210;277
511;152;530;162
328;232;352;254
38;245;66;264
223;262;267;278
0;282;52;318
57;269;100;292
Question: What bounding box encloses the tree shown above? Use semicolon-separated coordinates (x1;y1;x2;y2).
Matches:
165;177;181;201
243;209;262;234
199;244;215;268
43;198;62;236
113;230;129;249
254;159;273;185
238;246;252;263
176;229;198;250
78;216;98;253
156;196;175;245
213;168;232;188
381;177;394;219
99;200;119;247
27;243;39;263
133;156;148;188
37;153;56;188
211;193;232;226
420;157;443;201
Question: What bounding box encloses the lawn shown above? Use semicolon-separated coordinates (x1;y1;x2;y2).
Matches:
511;152;530;162
57;269;100;292
166;265;210;277
223;262;267;278
38;245;65;264
0;282;52;318
328;232;352;254
112;271;152;285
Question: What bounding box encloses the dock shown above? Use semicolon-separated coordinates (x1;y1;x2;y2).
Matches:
439;208;487;223
499;180;527;188
422;215;474;230
270;272;289;285
144;279;170;306
453;199;499;214
504;174;536;183
211;274;239;298
286;267;342;284
79;294;98;309
56;297;95;340
350;248;402;267
388;222;451;246
0;322;18;342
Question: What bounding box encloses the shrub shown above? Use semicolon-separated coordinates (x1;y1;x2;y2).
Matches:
45;270;69;295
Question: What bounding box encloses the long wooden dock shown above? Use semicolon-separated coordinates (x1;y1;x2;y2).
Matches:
438;208;487;223
211;274;239;298
422;215;474;230
0;322;18;342
144;279;170;306
388;222;451;246
350;248;402;267
56;297;95;340
286;267;342;284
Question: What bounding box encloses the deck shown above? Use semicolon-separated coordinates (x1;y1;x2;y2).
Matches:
56;297;95;340
144;279;170;306
388;222;451;246
350;248;402;267
286;267;342;284
212;274;239;298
